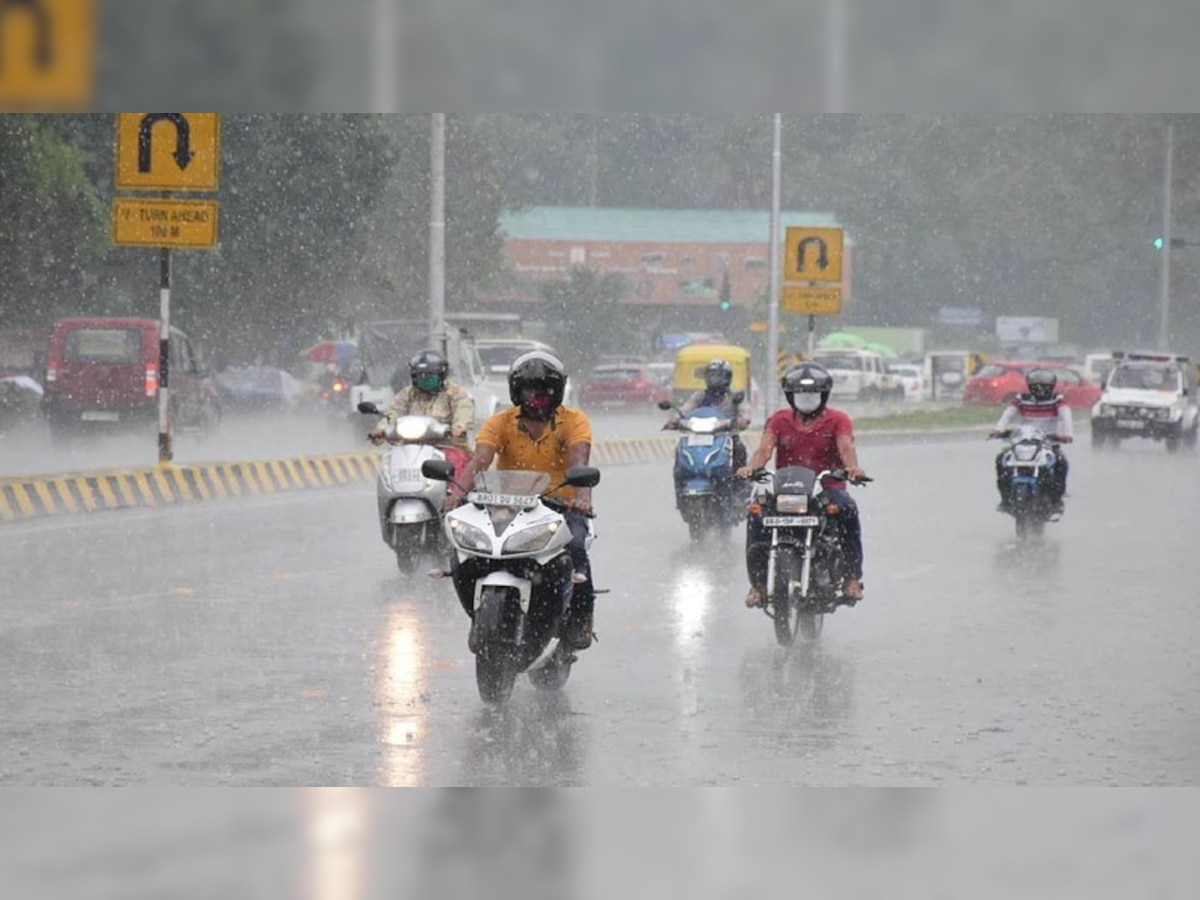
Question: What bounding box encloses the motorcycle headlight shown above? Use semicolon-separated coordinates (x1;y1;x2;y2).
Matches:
1013;443;1040;462
502;522;561;554
396;418;429;441
447;518;492;552
776;495;808;514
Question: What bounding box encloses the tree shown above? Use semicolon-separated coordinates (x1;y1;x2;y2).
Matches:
538;267;631;376
0;116;106;329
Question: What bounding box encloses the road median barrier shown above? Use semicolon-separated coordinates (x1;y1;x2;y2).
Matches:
0;427;989;524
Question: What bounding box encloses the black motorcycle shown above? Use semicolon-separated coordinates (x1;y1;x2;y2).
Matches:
746;466;872;645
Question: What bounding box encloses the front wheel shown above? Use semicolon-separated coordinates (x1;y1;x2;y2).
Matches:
528;646;574;691
771;545;802;647
391;523;428;573
1091;428;1107;449
476;651;517;705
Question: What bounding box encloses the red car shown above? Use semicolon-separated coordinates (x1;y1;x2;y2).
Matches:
963;361;1101;409
579;364;670;409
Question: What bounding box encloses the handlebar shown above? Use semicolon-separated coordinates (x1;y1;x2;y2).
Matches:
540;495;596;519
737;467;873;486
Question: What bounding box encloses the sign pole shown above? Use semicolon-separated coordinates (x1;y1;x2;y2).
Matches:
807;314;817;359
766;113;783;417
430;113;447;357
158;245;172;464
1157;121;1174;353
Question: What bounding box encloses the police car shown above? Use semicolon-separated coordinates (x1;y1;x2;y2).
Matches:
1090;350;1199;451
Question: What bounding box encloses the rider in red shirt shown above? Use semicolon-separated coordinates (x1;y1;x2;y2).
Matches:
737;362;868;608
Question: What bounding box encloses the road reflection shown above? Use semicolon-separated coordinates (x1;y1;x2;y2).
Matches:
374;604;428;787
738;642;857;756
460;691;587;786
305;788;367;900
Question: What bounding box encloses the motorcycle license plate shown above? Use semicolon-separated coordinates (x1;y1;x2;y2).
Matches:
1118;419;1144;430
81;410;120;422
389;468;422;482
468;492;539;507
686;435;715;446
763;515;820;527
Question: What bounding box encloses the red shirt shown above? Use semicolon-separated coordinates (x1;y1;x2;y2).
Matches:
766;407;853;488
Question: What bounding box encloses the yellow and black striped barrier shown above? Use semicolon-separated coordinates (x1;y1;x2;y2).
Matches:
0;437;706;525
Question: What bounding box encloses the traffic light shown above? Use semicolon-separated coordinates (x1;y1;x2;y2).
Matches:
717;271;732;311
1154;237;1187;249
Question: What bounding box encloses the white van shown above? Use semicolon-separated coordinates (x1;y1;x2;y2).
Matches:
813;348;903;401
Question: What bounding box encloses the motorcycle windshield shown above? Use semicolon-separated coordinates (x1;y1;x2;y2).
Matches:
774;466;819;496
473;471;551;496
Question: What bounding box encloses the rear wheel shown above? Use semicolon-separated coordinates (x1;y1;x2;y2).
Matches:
475;651;517;705
771;545;802;647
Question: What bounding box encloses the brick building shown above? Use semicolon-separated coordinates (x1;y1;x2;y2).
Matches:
488;206;851;309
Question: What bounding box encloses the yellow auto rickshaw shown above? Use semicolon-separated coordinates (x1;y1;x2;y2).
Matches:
672;344;752;404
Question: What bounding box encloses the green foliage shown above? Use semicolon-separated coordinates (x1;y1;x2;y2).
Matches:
538;267;632;376
0;116;106;328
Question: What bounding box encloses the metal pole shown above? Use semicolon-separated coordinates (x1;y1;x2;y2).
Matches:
430;113;446;356
807;315;817;359
372;0;398;112
826;0;847;112
158;247;172;464
766;114;783;416
1158;122;1174;352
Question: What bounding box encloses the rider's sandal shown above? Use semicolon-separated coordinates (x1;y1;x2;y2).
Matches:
745;587;763;608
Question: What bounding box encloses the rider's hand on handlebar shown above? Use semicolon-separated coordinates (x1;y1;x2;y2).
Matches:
988;429;1005;439
443;488;464;512
736;466;754;479
450;425;466;440
846;467;868;484
368;429;385;445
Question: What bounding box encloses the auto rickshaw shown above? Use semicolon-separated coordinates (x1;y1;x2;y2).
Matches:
672;344;752;405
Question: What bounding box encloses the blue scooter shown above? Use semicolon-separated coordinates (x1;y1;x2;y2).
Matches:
659;396;744;541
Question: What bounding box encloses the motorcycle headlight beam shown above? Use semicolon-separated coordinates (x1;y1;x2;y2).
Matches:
776;495;808;514
502;522;560;554
447;518;492;552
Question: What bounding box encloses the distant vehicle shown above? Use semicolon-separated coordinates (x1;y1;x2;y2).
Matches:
0;327;47;432
813;348;903;402
886;363;925;402
1091;351;1198;452
924;351;985;400
41;317;220;443
215;365;304;413
348;320;502;427
963;361;1101;409
580;364;670;409
474;338;576;407
1082;352;1115;386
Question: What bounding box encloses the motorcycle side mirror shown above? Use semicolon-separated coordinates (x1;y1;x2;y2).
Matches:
731;391;745;403
656;400;674;411
357;401;381;415
564;465;601;488
421;459;455;481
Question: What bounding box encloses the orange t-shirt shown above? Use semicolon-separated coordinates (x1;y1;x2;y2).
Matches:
474;406;592;498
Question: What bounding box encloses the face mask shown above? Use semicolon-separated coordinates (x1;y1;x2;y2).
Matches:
416;374;442;393
793;393;822;414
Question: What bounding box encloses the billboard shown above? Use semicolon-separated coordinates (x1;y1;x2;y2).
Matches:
996;316;1060;344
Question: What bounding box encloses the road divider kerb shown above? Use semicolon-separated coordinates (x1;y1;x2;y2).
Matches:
0;427;987;524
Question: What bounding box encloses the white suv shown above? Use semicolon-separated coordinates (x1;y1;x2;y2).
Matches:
813;349;904;402
1091;351;1198;452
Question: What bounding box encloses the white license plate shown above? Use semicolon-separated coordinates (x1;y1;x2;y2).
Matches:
1117;419;1145;430
81;411;120;422
389;468;422;482
686;434;715;446
468;492;539;507
763;515;820;527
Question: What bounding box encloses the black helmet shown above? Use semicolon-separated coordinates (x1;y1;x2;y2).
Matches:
782;362;833;417
1026;368;1057;402
409;350;450;392
509;350;567;421
703;359;734;393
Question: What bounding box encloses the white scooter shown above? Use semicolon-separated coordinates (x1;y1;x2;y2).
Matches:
421;458;601;705
358;401;454;573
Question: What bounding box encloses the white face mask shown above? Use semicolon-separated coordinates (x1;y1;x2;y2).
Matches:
792;393;822;415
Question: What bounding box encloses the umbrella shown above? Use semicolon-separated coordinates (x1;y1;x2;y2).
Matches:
863;342;900;359
303;341;357;365
818;332;868;349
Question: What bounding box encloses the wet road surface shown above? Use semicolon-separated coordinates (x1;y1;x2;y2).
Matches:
1;435;1198;785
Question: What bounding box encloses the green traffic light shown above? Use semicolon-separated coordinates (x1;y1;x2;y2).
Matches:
1154;237;1164;250
719;301;731;311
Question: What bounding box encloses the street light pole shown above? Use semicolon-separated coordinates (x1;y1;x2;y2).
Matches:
430;113;447;356
827;0;846;112
766;114;783;418
1157;121;1174;352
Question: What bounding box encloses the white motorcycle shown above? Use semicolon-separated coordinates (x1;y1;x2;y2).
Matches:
421;459;601;705
358;402;453;573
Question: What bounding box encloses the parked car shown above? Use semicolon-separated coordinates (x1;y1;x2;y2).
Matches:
579;364;670;409
963;360;1101;409
0;327;47;432
886;362;925;401
215;365;305;413
41;317;221;442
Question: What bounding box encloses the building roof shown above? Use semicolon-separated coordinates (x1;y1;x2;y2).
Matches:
499;206;843;243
